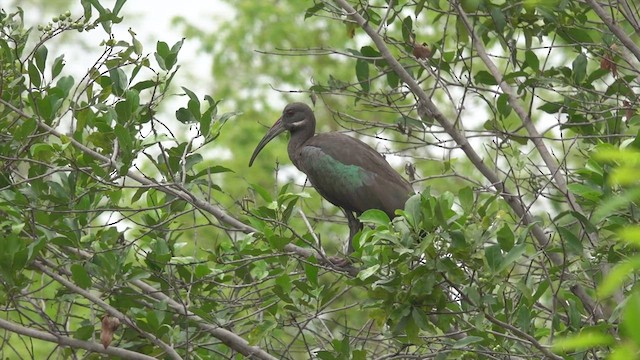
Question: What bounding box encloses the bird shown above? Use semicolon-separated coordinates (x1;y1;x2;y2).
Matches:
249;102;414;253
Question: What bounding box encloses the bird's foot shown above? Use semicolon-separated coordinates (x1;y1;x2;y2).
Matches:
324;254;352;268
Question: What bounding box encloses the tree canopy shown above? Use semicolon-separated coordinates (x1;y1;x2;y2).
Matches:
1;0;640;359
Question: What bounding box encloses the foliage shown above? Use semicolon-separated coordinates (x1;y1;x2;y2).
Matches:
1;0;640;359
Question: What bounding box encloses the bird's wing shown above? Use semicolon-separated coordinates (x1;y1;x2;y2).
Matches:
298;133;413;217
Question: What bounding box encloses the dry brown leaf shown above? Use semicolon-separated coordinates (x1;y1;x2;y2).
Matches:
624;100;635;120
100;315;121;349
413;42;432;60
600;53;618;77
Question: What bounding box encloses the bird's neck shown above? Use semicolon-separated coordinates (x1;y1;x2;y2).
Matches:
288;123;315;169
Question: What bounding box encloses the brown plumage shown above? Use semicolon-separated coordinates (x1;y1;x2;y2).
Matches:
249;102;413;251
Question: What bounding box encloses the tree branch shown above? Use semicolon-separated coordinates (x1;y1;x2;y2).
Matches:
331;0;605;321
484;313;563;360
0;317;157;360
585;0;640;63
32;260;183;360
59;240;282;359
0;98;345;272
453;1;597;245
130;279;279;360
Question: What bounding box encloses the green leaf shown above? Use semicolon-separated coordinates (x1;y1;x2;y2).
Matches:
109;68;127;96
156;41;170;57
475;70;498;85
498;243;526;272
619;226;640;248
304;2;324;19
188;99;201;121
622;291;640;346
181;86;199;103
401;16;413;44
188;166;233;182
497;224;514;251
360;45;380;58
359;209;390;227
75;323;95;341
36;93;62;121
485;244;502;272
355;59;370;93
266;232;290;251
386;71;399;88
56;76;75;98
567;184;602;202
114;124;133;152
251;183;273;203
403;193;423;228
70;264;92;289
538;102;562;114
113;0;127;16
184;153;203;172
352;350;366;360
558;227;583;256
357;264;380;281
176;107;195;123
155;42;169;70
606;78;635;98
598;257;640;299
28;61;41;87
35;45;48;72
276;274;292;293
497;93;511;117
132;80;156;92
170;39;183;53
570;211;597;234
305;260;318;287
415;0;426;16
458;186;474;213
155;39;180;71
15;117;37;140
453;335;484;349
51;55;65;79
524;50;539;72
411;308;430;331
553;330;614;353
30;143;54;160
455;17;469;43
572;53;587;84
489;6;506;33
200;111;212;137
558;26;594;46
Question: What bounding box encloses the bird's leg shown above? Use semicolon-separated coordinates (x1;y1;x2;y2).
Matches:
326;210;362;268
345;211;363;253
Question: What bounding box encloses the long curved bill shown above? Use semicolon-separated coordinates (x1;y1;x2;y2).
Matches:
248;117;286;167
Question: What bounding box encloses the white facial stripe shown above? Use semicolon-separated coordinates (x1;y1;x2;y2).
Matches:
290;119;306;128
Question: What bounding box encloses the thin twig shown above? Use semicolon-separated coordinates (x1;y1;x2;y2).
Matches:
0;318;157;360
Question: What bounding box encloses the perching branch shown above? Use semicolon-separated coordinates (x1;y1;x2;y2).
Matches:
0;95;359;358
0;98;344;270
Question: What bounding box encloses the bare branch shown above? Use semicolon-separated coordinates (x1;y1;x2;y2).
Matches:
32;260;183;360
585;0;640;63
0;318;157;360
332;0;606;321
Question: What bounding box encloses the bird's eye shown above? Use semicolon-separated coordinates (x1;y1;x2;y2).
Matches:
285;110;294;116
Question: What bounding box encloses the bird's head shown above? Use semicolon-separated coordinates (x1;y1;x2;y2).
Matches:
248;102;315;166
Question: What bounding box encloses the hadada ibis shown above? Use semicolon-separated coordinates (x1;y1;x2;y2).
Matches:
249;102;414;251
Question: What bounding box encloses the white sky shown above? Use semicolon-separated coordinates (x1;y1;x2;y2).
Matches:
10;0;232;96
